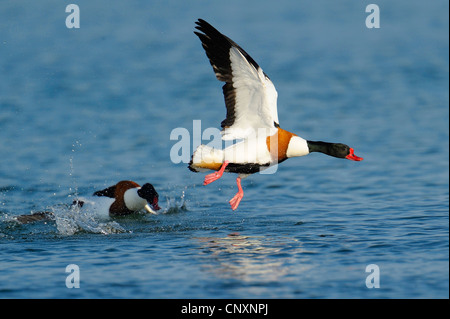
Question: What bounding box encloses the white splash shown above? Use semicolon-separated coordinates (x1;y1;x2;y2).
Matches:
52;200;126;236
160;189;188;214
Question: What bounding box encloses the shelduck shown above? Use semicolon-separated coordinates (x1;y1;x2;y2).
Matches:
16;180;160;223
90;180;160;216
189;19;363;210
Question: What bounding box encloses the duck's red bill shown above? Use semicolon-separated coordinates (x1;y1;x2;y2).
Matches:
345;148;363;161
152;197;161;211
144;198;161;214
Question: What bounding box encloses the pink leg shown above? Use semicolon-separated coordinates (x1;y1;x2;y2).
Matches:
203;161;229;186
229;177;244;211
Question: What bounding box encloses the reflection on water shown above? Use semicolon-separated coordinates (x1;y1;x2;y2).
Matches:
196;233;312;283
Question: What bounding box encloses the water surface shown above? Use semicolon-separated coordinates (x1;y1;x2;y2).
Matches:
0;0;448;298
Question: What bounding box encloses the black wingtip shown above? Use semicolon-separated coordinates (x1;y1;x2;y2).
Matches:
194;19;207;33
194;19;261;72
194;19;222;39
195;18;209;27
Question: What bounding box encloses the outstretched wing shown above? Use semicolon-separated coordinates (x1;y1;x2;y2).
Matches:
194;19;279;140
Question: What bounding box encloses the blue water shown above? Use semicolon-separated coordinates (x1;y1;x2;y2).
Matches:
0;0;448;299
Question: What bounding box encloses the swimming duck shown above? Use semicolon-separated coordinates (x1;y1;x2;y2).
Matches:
189;19;363;210
91;180;160;216
16;180;160;223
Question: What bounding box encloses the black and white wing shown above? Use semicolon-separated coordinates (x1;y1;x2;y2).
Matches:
194;19;279;140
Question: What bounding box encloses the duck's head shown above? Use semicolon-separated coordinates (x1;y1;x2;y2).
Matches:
137;183;161;214
331;143;363;161
307;141;363;161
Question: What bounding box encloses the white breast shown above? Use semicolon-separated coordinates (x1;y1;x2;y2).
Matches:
123;188;147;212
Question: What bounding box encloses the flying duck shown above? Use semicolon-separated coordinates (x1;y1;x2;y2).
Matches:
189;19;363;210
15;180;160;224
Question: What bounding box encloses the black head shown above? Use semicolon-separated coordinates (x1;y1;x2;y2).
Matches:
330;143;352;159
307;141;363;161
137;183;160;210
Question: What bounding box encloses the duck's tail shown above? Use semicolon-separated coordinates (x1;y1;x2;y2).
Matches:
188;145;224;172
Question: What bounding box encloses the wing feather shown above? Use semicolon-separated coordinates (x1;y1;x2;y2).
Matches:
194;19;279;140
